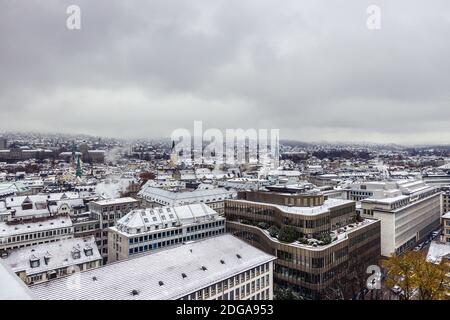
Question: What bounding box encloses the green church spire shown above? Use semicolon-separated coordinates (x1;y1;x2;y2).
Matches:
76;155;82;178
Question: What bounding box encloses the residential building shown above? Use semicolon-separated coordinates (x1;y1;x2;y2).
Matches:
108;203;225;262
29;235;276;300
225;189;381;299
1;236;101;285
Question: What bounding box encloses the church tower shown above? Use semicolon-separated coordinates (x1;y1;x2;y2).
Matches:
169;140;177;168
76;155;82;178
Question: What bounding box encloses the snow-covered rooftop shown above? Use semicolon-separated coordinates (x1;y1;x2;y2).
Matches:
2;236;101;276
426;241;450;264
0;260;34;300
113;203;222;235
90;197;138;206
138;186;235;203
234;198;354;216
0;215;72;238
29;234;276;300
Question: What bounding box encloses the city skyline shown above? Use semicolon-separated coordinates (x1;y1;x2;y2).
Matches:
1;0;450;144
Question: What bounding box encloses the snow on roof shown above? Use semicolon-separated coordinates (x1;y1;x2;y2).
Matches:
233;198;353;216
2;236;101;276
442;211;450;219
5;192;81;207
0;260;34;300
90;197;138;206
138;186;235;203
29;234;276;300
426;241;450;264
113;203;222;235
0;215;73;238
362;194;409;204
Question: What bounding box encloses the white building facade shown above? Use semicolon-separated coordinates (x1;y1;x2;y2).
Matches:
358;180;442;256
108;203;225;262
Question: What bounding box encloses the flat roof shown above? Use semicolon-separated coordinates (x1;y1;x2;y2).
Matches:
90;197;139;206
231;198;354;216
0;216;73;238
29;234;276;300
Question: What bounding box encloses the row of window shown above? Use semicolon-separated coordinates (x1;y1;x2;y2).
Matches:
348;227;380;248
128;228;183;244
181;264;271;300
276;246;348;269
186;220;225;232
1;227;72;245
127;222;225;245
127;229;225;255
99;203;138;213
3;237;71;252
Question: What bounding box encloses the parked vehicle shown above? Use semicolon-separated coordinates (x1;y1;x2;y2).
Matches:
392;285;403;294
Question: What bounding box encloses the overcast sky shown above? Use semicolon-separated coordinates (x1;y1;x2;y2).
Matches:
1;0;449;144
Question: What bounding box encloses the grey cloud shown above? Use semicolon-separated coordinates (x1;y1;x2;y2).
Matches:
0;0;449;143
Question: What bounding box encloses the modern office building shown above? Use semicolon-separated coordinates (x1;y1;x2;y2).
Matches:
107;203;226;262
358;180;442;256
29;235;276;300
224;189;381;299
89;197;140;263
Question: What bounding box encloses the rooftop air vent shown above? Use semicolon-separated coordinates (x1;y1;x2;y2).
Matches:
158;281;164;286
201;266;207;271
236;254;242;259
181;273;187;278
220;260;225;264
131;289;139;296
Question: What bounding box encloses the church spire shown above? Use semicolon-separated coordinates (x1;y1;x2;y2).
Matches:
76;155;82;178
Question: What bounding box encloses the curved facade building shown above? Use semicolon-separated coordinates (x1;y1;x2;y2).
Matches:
225;190;381;299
